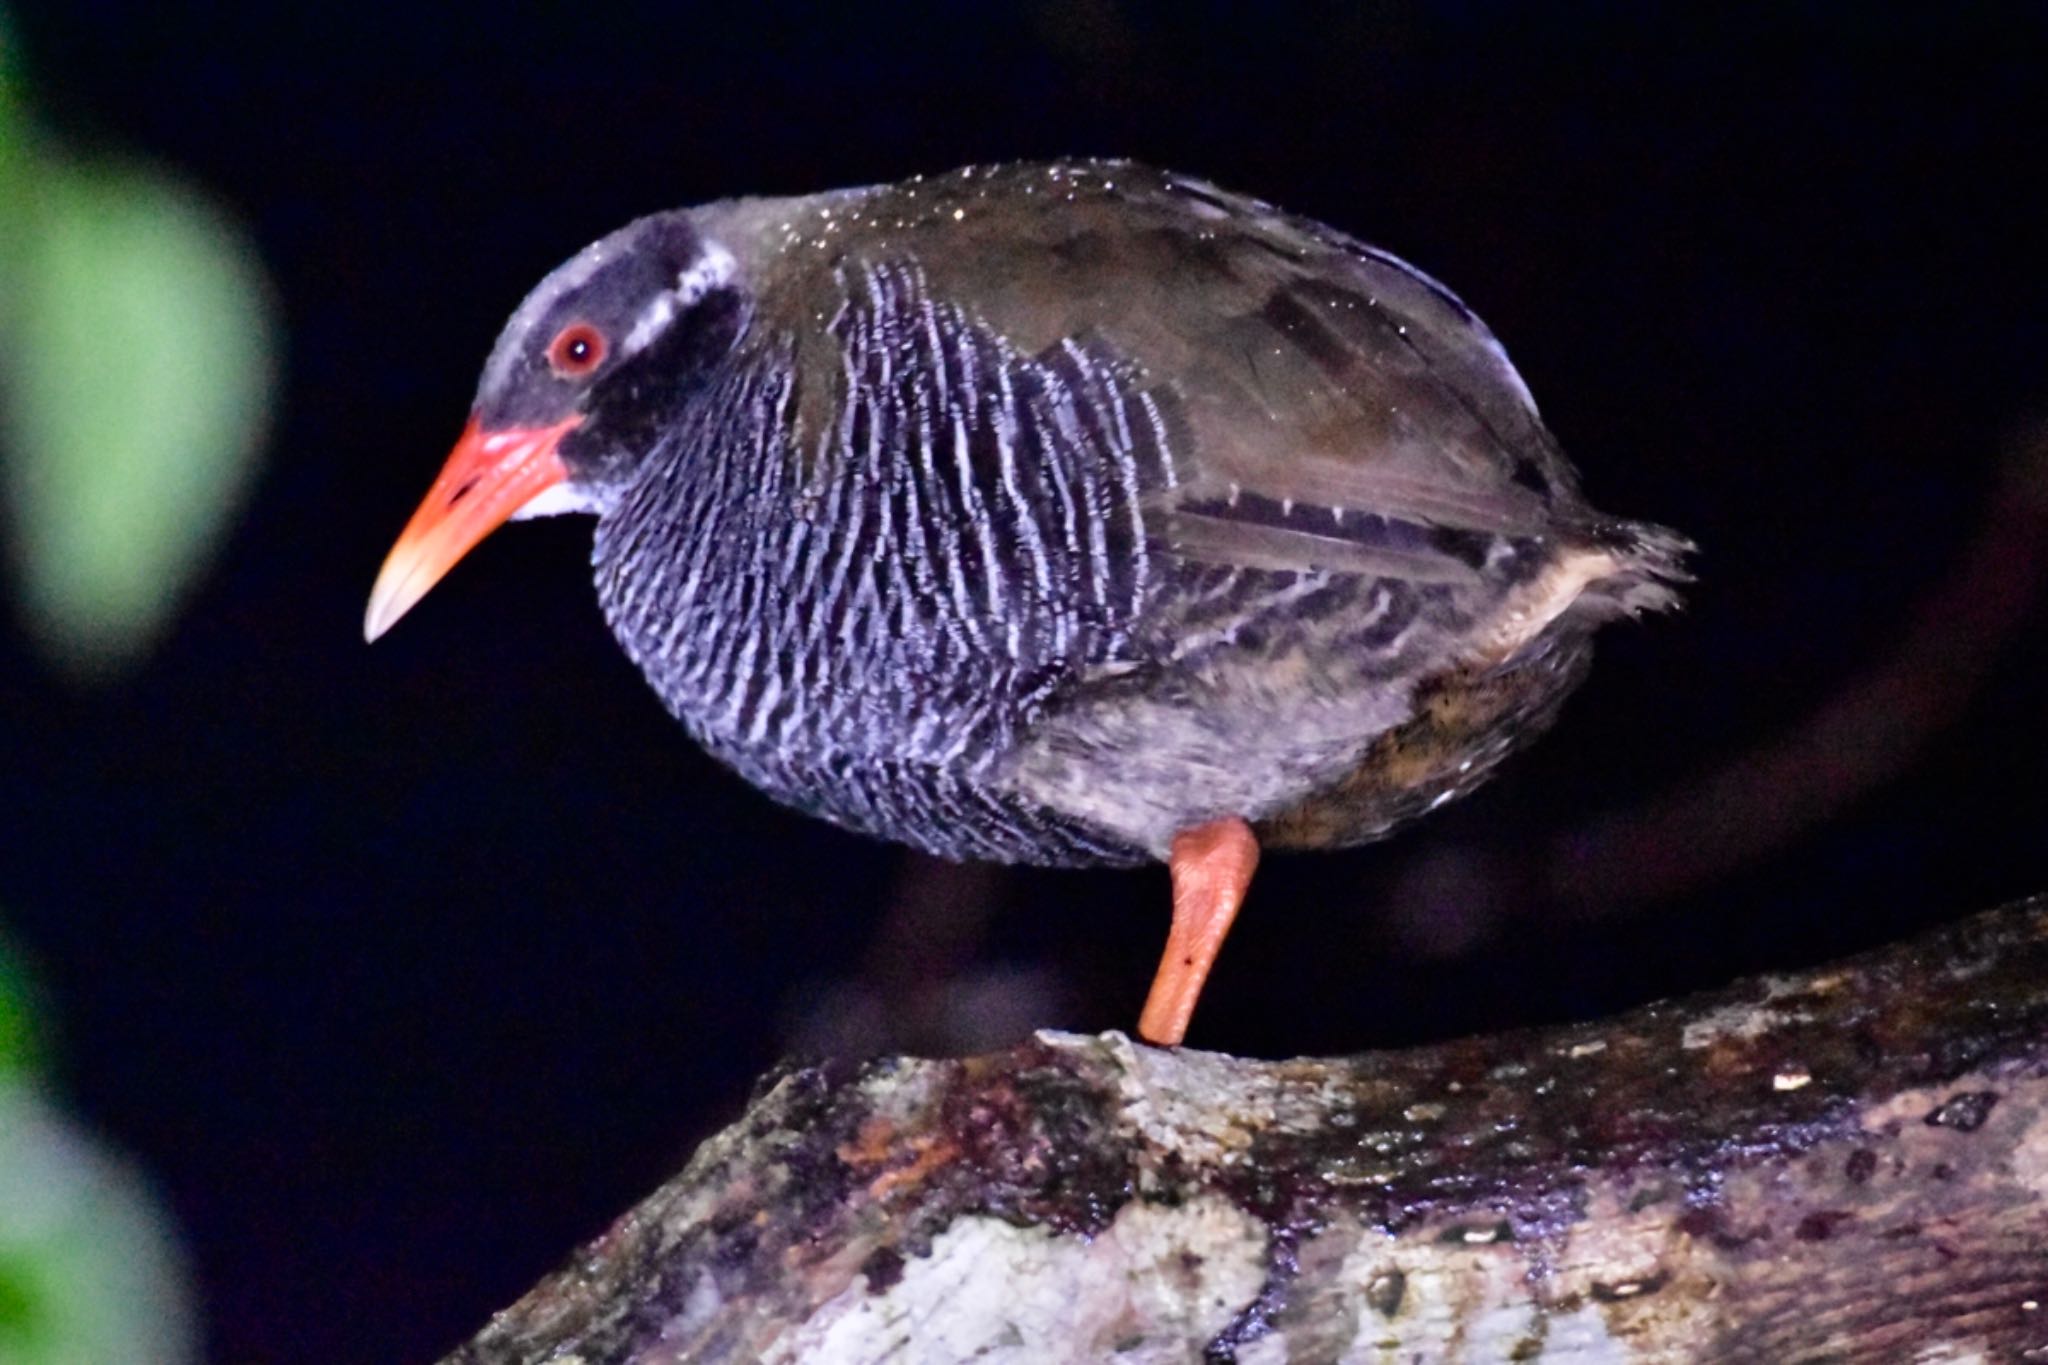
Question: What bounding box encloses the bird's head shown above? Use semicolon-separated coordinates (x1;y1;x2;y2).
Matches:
364;211;742;641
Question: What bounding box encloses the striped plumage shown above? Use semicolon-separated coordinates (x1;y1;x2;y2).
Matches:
367;159;1689;1040
595;258;1182;863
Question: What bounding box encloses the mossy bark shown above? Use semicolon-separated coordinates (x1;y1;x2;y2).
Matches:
446;898;2048;1362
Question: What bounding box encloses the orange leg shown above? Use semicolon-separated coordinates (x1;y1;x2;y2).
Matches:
1137;817;1261;1046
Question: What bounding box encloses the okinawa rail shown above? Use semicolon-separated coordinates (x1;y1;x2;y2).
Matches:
367;160;1689;1045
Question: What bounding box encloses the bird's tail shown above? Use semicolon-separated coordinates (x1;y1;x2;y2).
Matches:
1567;517;1696;619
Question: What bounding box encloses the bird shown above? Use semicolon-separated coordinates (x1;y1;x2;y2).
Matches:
366;159;1688;1047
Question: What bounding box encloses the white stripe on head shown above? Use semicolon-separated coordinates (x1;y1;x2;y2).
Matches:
620;241;737;359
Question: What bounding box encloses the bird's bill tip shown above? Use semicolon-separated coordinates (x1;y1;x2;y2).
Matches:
363;413;580;642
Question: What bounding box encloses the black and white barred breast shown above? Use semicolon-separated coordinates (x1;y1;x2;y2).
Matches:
597;254;1181;862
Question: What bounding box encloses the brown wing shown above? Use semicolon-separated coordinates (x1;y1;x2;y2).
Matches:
700;160;1615;587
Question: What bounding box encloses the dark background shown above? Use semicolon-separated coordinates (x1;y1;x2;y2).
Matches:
6;4;2048;1361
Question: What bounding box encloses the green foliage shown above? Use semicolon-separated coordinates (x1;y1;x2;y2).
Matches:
1;936;194;1365
0;15;278;676
0;1090;196;1365
0;18;215;1361
0;937;36;1083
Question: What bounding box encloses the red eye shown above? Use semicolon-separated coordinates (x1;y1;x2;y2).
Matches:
547;323;608;377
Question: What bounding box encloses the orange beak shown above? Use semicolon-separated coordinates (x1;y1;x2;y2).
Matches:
363;413;581;642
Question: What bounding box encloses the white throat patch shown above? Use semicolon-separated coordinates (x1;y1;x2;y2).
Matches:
511;482;606;521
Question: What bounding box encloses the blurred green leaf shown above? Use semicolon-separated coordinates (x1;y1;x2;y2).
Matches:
0;8;22;193
0;13;31;301
0;1088;195;1365
0;158;278;674
0;936;36;1083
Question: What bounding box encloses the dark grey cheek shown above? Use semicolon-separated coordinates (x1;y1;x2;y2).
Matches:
558;429;641;499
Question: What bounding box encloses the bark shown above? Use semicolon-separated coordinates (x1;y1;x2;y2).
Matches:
446;898;2048;1363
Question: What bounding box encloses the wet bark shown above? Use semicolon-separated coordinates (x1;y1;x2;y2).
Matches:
446;898;2048;1363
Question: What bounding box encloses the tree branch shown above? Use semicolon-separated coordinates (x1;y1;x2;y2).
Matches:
446;898;2048;1362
